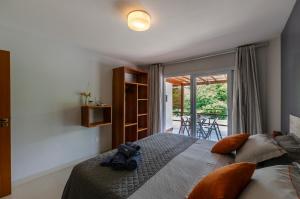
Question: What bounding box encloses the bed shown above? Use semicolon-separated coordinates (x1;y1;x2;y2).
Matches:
62;133;234;199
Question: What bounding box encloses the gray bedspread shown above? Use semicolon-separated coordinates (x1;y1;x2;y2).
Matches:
129;139;234;199
62;133;197;199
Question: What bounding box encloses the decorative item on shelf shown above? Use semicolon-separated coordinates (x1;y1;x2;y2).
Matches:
80;91;91;105
88;99;94;105
93;97;99;106
93;97;105;106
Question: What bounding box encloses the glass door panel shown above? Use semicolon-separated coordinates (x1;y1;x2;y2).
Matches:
191;73;229;141
164;75;192;136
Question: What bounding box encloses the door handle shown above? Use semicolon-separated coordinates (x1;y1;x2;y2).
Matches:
0;118;9;128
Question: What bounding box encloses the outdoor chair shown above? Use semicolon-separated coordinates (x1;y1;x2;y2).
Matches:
202;116;222;140
196;117;207;138
179;116;191;136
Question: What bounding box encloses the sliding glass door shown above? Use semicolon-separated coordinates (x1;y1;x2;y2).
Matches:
164;71;232;141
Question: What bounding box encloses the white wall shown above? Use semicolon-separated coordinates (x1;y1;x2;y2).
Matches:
266;36;281;133
164;53;235;77
165;82;173;130
0;26;133;183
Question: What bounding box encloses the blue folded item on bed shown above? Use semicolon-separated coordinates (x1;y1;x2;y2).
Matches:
126;156;139;170
111;152;128;170
126;142;141;151
100;156;113;167
118;144;139;158
100;142;141;170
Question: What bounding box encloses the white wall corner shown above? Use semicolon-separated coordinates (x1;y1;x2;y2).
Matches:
266;36;281;134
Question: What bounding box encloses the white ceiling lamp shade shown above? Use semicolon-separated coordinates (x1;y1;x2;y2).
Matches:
127;10;151;31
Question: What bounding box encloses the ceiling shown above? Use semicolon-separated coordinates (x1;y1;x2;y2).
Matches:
0;0;296;65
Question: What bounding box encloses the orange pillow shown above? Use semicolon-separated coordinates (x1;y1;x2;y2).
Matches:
187;162;256;199
211;133;250;154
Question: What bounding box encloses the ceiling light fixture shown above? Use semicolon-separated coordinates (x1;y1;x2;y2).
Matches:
127;10;151;31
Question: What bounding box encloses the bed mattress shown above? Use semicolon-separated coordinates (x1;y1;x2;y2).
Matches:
62;133;234;199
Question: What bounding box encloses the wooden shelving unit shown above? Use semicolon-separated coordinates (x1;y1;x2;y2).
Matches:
112;66;149;148
81;105;112;128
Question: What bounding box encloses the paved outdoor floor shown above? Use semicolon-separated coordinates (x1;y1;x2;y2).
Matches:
168;121;228;141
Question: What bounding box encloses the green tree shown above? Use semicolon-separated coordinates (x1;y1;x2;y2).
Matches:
172;86;181;111
172;83;228;119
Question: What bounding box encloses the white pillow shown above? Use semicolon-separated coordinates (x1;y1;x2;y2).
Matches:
235;134;286;163
239;165;299;199
290;114;300;138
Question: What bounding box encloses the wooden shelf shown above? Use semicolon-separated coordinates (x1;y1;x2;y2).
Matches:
125;82;137;85
138;129;148;139
81;105;112;128
125;82;148;86
113;66;149;148
138;83;148;86
138;113;147;116
83;105;111;108
125;122;137;127
138;128;148;132
89;122;112;128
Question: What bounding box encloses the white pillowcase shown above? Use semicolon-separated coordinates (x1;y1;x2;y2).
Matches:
239;165;299;199
235;134;286;163
290;114;300;138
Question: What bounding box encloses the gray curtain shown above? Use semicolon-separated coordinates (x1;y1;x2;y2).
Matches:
231;45;263;135
148;63;165;134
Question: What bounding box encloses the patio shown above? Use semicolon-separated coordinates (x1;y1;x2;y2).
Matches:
168;119;228;142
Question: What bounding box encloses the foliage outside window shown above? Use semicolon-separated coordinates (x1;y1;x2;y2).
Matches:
172;83;227;119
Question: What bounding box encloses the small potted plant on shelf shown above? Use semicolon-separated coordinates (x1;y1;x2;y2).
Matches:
80;91;91;105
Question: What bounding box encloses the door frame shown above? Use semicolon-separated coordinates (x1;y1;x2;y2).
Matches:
0;50;11;197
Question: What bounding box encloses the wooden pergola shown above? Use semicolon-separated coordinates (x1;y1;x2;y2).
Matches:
166;74;227;86
165;75;227;123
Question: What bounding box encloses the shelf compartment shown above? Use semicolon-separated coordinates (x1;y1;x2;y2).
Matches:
81;105;112;128
125;125;138;142
138;100;148;115
124;72;138;84
125;83;137;124
137;73;148;84
138;114;147;129
138;84;148;99
138;129;148;140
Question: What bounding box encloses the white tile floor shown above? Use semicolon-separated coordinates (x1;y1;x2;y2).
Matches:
3;167;73;199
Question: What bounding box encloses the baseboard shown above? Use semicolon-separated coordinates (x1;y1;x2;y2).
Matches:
12;153;98;187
